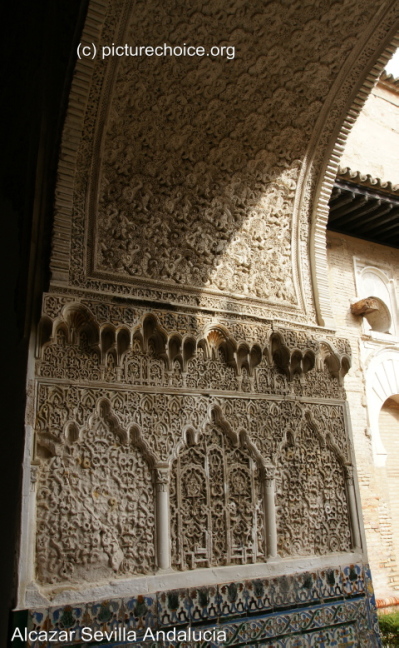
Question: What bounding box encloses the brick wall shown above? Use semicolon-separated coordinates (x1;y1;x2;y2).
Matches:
327;231;399;599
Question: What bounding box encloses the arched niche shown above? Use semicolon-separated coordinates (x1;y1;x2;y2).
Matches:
366;349;399;466
353;295;392;334
358;267;394;334
275;415;352;557
379;396;399;468
35;399;156;585
169;419;265;571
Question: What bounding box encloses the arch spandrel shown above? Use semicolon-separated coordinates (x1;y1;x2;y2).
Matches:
51;0;399;324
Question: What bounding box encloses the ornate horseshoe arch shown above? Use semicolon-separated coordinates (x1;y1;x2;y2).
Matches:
309;28;399;327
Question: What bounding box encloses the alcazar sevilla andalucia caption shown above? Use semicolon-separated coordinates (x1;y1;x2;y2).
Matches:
3;0;399;646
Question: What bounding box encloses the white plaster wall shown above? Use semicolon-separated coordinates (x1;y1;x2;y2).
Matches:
340;82;399;183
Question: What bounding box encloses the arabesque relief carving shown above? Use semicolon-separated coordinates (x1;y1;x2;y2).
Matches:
15;0;399;637
275;413;351;557
33;318;358;589
33;298;355;589
96;162;298;303
51;0;390;322
36;399;156;584
170;418;265;571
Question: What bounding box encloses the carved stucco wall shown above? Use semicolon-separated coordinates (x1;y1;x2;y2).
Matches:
19;0;399;614
24;298;361;606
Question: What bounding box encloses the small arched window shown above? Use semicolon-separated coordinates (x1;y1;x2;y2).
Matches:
352;266;396;335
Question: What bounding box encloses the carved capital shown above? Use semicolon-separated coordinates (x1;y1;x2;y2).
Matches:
260;465;276;485
154;468;170;492
30;464;40;491
344;465;354;483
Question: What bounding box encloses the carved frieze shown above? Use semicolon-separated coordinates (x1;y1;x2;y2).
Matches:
36;301;349;399
30;294;356;590
36;385;351;464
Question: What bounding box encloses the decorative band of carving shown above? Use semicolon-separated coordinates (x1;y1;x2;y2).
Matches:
36;303;351;387
344;465;355;484
50;0;110;282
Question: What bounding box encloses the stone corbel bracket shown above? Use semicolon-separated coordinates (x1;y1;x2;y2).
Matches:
350;296;392;334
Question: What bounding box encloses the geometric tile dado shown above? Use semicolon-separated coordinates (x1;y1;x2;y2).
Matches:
12;563;380;647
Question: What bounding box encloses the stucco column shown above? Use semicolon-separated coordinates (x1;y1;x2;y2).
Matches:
262;467;278;559
345;465;362;551
155;467;171;569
